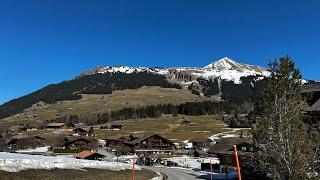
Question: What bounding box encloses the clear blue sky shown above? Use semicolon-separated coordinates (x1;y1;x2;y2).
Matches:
0;0;319;104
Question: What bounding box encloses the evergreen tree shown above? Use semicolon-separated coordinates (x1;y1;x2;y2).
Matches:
253;56;318;179
88;127;94;137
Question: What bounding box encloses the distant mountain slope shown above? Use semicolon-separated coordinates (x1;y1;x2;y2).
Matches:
0;72;181;119
1;87;216;125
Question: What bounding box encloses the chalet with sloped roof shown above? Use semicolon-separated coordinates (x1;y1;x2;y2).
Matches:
189;137;213;151
5;135;45;150
105;133;175;154
64;136;98;150
73;127;88;136
74;150;105;160
301;86;320;132
208;137;254;166
46;123;69;130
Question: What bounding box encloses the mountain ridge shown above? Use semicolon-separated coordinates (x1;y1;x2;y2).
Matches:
80;57;271;84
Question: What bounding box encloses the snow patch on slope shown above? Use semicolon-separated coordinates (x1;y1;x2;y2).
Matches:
16;146;50;153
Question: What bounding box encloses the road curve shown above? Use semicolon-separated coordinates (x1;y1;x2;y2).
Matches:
144;166;203;180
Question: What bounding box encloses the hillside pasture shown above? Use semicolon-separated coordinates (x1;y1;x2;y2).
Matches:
95;115;226;142
0;86;216;128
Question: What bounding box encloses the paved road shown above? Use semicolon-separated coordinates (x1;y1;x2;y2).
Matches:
144;166;205;180
144;166;239;180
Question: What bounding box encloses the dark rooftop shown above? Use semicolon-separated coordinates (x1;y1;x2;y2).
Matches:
189;137;213;143
208;137;253;154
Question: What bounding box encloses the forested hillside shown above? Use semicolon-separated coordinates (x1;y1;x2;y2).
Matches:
220;75;266;103
0;72;181;119
188;75;266;104
59;100;245;125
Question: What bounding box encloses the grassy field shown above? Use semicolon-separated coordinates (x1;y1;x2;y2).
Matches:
95;115;226;142
0;86;216;127
22;115;226;145
0;169;156;180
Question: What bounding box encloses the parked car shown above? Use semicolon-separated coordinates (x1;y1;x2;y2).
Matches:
166;161;178;167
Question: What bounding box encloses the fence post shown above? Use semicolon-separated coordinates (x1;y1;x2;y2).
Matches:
233;145;241;180
132;155;136;180
210;159;213;180
164;160;167;180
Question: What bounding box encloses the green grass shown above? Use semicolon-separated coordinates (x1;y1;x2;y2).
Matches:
0;169;156;180
95;115;226;142
21;115;226;146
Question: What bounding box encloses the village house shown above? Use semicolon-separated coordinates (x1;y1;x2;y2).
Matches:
64;136;98;150
4;135;45;150
105;133;175;154
189;137;213;151
20;126;38;132
303;102;320;134
208;137;254;166
46;123;69;130
74;150;105;160
302;85;320;132
100;124;123;130
73;127;88;136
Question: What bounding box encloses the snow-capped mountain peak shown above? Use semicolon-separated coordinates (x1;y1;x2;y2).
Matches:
80;57;270;84
204;57;242;70
193;57;271;83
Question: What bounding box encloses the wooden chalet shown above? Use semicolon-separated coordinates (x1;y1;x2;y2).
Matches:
74;150;105;160
5;135;45;150
105;133;175;154
302;99;320;130
20;126;38;132
301;86;320;132
189;137;213;151
302;96;320;115
64;137;97;150
208;137;254;166
73;127;88;136
46;123;69;130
